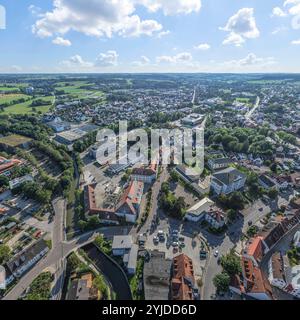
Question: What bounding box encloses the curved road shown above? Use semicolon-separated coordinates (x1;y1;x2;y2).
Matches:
3;198;130;300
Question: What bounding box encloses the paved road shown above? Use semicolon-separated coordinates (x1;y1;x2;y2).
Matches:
131;166;168;237
3;196;130;300
245;96;260;120
3;198;66;300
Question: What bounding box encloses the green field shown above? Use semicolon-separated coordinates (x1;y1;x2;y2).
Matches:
55;81;105;100
235;97;251;103
0;83;27;92
0;93;30;104
0;95;54;115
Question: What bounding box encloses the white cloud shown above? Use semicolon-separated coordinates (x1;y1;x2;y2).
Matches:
222;33;245;47
61;55;93;68
32;0;163;39
95;50;119;67
132;55;150;66
271;26;288;34
291;38;300;44
222;53;276;69
120;16;162;37
194;43;210;50
272;7;288;17
52;36;72;46
136;0;201;15
32;0;202;41
274;0;300;29
157;30;171;38
60;51;119;70
156;52;193;64
28;5;42;16
221;8;260;46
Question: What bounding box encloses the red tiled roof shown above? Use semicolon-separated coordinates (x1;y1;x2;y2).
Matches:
85;183;118;221
171;254;195;301
116;180;143;215
242;257;273;298
246;236;264;263
0;157;22;174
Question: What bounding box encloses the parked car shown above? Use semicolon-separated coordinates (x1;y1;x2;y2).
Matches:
200;250;207;259
153;236;159;244
172;242;179;248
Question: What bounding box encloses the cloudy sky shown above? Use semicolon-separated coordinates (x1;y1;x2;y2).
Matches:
0;0;300;73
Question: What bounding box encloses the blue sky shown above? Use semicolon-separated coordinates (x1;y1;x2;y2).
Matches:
0;0;300;73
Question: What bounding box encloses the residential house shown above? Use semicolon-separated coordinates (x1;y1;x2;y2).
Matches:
268;252;292;290
67;273;100;300
6;239;49;278
205;207;225;229
115;180;144;223
131;163;158;184
171;254;199;300
9;174;34;190
268;252;300;299
0;156;23;177
111;235;138;275
258;174;278;190
185;197;214;222
210;167;246;195
208;157;231;171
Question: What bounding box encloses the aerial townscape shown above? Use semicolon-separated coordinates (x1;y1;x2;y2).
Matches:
1;0;300;305
0;73;300;301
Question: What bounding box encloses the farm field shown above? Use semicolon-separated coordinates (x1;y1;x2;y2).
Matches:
55;81;105;100
0;83;27;92
0;93;30;104
0;95;54;115
235;97;251;103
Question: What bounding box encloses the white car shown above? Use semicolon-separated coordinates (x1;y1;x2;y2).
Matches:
214;250;219;257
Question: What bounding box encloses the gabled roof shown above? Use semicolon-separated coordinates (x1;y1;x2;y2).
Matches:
116;180;144;216
244;236;265;264
242;257;273;298
171;254;195;301
212;167;246;186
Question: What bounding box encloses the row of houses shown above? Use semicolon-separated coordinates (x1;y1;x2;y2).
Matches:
268;251;300;299
2;239;49;288
230;211;300;300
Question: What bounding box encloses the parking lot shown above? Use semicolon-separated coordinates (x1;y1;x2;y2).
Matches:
145;217;207;279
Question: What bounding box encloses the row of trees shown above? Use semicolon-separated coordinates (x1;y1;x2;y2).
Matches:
205;126;275;158
213;250;241;294
159;182;186;219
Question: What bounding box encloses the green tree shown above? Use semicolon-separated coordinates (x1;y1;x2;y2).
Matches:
0;175;9;188
213;272;230;293
268;188;278;200
0;245;11;264
220;251;242;276
227;209;238;222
